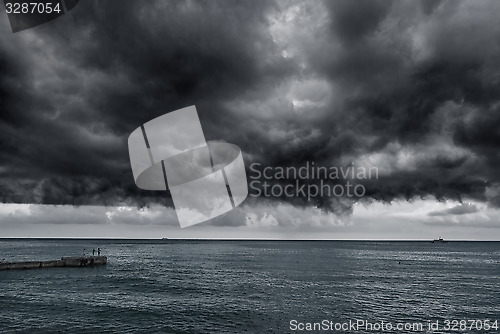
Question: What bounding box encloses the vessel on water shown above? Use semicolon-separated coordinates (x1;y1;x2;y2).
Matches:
431;237;448;243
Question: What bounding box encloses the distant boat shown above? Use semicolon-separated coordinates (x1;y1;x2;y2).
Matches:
431;237;448;243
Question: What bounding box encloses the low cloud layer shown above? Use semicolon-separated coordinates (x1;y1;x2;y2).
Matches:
428;203;479;216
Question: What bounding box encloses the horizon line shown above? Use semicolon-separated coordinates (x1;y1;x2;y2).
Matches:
0;237;498;242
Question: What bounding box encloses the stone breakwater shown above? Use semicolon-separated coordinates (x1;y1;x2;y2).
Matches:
0;256;107;270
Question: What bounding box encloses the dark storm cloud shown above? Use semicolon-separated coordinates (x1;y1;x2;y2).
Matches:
0;0;287;207
325;0;393;46
1;0;500;224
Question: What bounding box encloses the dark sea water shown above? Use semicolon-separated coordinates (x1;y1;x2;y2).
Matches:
0;239;498;334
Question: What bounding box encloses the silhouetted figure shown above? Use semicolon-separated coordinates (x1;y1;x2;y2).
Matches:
97;248;101;256
83;248;86;257
92;248;95;256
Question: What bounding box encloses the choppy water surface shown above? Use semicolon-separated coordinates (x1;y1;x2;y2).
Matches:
0;240;498;333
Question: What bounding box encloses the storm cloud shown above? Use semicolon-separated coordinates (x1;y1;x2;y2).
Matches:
1;0;500;227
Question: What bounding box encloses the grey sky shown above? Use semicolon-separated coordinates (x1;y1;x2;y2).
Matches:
1;0;500;239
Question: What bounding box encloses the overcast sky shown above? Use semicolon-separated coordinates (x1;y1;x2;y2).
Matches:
1;0;500;239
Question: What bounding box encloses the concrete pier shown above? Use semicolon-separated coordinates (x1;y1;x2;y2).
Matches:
0;256;107;270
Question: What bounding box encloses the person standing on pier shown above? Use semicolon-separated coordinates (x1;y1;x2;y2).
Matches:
97;248;101;256
83;248;86;257
92;248;95;256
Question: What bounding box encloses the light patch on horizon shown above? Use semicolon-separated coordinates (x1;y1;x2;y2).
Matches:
352;199;500;240
0;200;498;239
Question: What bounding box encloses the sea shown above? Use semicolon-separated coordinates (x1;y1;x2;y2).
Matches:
0;239;498;333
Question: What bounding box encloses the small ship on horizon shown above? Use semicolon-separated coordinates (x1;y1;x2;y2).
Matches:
431;237;448;243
